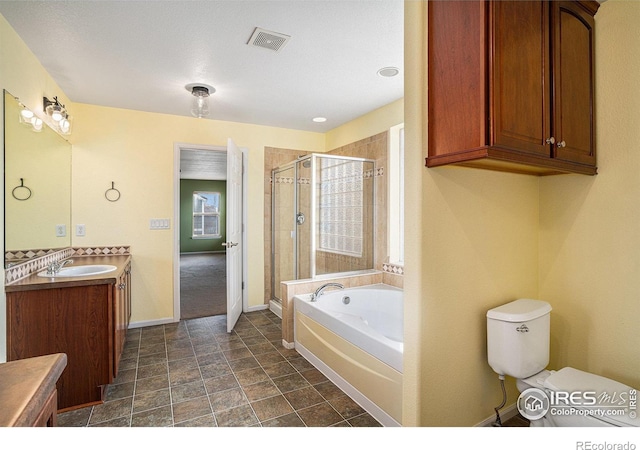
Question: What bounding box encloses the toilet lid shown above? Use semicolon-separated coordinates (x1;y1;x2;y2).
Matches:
543;367;639;427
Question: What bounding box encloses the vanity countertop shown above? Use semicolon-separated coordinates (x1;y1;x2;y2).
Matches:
0;353;67;426
5;255;131;292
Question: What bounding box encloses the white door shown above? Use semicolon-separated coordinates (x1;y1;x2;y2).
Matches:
225;138;243;332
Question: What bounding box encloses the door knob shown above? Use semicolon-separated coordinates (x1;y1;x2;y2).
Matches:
545;137;555;145
557;141;566;148
222;242;238;247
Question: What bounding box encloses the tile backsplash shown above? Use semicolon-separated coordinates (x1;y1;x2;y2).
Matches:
5;246;131;284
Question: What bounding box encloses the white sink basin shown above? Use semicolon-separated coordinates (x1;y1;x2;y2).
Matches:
37;264;117;278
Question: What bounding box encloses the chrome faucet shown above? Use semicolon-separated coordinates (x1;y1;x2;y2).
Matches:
310;283;344;302
46;259;74;275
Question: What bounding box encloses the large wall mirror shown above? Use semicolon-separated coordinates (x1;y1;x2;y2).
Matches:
4;90;72;265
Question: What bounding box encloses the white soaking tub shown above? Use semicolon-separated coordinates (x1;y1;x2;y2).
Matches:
294;284;403;426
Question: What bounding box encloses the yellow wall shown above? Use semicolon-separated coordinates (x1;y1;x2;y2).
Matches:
404;0;640;426
539;0;640;389
404;1;540;426
325;98;404;150
72;103;325;323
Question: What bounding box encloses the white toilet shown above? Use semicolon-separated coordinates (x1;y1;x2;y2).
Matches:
487;299;639;427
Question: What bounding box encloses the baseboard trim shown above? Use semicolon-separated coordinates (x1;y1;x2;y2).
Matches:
129;317;177;329
269;300;282;318
474;403;519;427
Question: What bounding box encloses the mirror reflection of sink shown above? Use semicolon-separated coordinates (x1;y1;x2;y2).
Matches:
37;264;117;278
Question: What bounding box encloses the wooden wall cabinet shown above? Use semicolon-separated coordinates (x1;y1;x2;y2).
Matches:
426;0;599;176
6;261;132;411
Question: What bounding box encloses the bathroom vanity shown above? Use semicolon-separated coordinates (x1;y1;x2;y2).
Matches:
5;255;131;411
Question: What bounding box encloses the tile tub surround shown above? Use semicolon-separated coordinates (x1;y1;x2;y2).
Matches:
57;310;381;427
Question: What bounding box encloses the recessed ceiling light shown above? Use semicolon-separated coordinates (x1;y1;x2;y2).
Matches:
312;117;327;123
377;66;400;78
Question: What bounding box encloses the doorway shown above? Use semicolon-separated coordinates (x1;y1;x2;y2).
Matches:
173;143;231;321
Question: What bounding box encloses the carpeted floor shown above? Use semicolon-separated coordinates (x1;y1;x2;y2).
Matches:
180;253;227;319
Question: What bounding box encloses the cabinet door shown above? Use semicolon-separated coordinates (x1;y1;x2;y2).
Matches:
551;1;596;166
113;272;126;378
491;0;551;157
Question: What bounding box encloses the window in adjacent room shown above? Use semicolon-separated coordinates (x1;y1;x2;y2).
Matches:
192;191;221;239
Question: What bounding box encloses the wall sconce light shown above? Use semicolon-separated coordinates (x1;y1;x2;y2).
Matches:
185;83;215;118
18;104;44;132
43;96;72;135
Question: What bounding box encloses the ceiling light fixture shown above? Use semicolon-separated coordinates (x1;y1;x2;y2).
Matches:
43;96;72;135
312;117;327;123
377;66;400;78
186;83;215;118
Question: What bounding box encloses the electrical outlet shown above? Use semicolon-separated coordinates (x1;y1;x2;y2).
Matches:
55;224;66;237
76;224;86;236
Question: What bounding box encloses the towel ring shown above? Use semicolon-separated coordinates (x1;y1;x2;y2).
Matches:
12;178;32;201
105;182;121;202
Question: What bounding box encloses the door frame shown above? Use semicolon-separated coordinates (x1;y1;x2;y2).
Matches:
173;142;248;321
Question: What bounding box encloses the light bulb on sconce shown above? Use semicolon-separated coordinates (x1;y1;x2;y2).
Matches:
19;104;43;132
43;96;72;135
185;83;215;118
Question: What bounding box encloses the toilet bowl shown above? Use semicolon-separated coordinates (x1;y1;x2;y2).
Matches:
487;299;639;427
516;368;639;427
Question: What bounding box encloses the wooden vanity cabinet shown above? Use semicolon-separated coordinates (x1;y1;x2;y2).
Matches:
426;0;599;176
6;260;132;411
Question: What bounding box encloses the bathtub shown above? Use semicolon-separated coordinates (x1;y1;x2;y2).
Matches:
293;284;403;426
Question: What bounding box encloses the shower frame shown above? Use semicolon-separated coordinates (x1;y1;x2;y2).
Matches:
271;153;376;301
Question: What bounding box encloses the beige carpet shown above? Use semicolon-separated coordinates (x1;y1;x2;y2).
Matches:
180;253;227;319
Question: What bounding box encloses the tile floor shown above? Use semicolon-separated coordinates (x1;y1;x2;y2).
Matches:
57;310;381;427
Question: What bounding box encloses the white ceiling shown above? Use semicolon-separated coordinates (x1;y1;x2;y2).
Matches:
0;0;404;133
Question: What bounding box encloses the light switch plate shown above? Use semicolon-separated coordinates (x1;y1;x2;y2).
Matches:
150;218;170;230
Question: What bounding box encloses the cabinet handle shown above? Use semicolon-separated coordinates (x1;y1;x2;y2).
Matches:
545;137;555;145
557;140;566;148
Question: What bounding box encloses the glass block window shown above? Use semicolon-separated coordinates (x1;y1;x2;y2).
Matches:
318;159;364;257
192;191;221;238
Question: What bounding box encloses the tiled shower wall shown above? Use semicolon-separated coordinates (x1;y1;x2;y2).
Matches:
263;131;398;304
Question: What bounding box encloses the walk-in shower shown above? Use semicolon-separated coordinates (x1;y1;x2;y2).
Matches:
271;153;376;302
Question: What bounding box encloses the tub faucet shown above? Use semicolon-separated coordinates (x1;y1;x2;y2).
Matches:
310;283;344;302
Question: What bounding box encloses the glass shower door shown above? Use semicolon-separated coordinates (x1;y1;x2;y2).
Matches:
271;165;296;301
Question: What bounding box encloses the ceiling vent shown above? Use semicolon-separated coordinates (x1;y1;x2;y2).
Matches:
247;27;291;52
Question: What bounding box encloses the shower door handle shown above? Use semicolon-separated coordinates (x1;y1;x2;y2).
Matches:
222;242;238;248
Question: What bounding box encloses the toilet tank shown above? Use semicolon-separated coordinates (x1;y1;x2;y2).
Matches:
487;299;552;379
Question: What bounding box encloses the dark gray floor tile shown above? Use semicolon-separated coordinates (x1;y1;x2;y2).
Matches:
171;380;207;403
250;394;294;422
297;401;343;427
271;372;310;393
348;413;383;427
215;404;259;427
241;379;280;402
209;387;248;413
234;367;269;387
261;412;306;427
204;374;239;394
328;394;366;419
133;388;171;413
135;373;170;394
89;397;133;425
283;386;325;411
130;405;173;427
172;396;213;424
